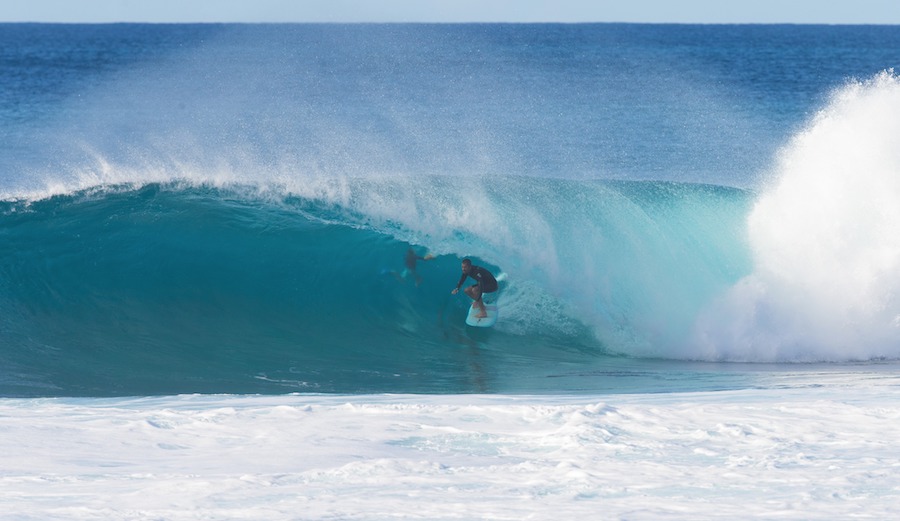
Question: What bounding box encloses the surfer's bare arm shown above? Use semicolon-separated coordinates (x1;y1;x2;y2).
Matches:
452;271;467;294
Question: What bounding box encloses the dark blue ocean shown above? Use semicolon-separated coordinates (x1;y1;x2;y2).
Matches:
2;24;900;397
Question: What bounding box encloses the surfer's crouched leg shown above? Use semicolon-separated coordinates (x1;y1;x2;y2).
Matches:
474;298;487;318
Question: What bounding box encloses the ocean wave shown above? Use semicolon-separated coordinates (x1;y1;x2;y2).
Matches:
0;178;751;395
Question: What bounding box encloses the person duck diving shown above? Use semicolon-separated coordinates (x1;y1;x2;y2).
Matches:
451;258;498;319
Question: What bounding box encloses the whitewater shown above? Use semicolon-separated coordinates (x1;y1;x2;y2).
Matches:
2;23;900;519
3;383;900;520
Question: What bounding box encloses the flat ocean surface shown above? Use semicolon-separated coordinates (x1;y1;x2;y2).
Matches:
2;23;900;519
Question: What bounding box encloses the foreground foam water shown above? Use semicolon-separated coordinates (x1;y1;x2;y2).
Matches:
3;376;899;520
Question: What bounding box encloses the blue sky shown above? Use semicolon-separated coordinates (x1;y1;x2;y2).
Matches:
2;0;898;24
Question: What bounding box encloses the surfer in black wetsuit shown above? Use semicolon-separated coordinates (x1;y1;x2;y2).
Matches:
451;258;498;319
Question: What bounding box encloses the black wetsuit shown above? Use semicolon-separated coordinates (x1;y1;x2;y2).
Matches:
456;265;498;294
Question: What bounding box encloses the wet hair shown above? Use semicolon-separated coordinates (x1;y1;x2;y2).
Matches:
461;258;472;267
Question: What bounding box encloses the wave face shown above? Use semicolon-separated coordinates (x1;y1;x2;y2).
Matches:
0;178;751;396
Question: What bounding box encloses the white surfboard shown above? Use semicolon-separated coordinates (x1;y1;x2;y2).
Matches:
466;303;498;327
465;290;499;327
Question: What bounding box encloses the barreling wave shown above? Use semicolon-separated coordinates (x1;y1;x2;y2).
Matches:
0;177;752;396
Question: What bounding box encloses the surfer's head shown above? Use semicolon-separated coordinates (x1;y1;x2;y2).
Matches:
461;258;472;274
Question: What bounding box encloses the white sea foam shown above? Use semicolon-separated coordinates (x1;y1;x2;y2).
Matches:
2;379;899;520
695;71;900;361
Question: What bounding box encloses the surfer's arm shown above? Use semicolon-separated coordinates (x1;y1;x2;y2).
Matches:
452;272;467;293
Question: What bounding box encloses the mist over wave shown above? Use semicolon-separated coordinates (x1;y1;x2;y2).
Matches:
4;23;803;198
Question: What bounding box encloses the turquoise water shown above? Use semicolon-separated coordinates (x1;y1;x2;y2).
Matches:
0;180;753;395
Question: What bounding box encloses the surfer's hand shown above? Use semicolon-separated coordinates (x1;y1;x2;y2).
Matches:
451;288;458;295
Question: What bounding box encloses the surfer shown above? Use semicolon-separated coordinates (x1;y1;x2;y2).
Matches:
399;247;434;286
451;258;498;319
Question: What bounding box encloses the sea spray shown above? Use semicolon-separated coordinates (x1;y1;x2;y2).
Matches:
694;71;900;361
